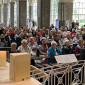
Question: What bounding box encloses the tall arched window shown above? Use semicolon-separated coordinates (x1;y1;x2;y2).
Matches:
50;0;58;26
73;0;85;27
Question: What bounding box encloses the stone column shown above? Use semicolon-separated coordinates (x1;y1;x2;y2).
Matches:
58;2;73;21
3;3;8;25
58;0;73;26
29;0;32;21
37;0;50;29
16;0;27;27
0;5;1;23
10;2;15;27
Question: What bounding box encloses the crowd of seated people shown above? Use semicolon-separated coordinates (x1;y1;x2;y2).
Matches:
0;23;85;64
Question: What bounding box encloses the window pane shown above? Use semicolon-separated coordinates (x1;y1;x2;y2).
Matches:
50;0;58;25
73;0;85;27
79;9;83;14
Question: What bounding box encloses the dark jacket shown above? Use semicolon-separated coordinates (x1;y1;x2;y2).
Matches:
62;45;73;54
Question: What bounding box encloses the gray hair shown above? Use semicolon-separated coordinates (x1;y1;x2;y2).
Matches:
11;42;17;46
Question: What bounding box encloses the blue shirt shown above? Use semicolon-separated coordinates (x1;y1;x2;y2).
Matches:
48;47;62;56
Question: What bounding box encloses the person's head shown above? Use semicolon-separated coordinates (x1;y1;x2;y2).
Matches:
72;28;75;32
6;31;10;36
83;39;85;45
28;33;32;37
51;24;54;26
60;26;63;31
41;37;47;45
54;34;58;40
76;33;79;38
51;41;57;49
42;32;45;37
64;39;70;46
2;29;5;34
57;30;61;35
11;42;17;50
21;39;27;48
65;28;67;32
83;28;85;31
20;32;24;38
29;37;34;43
24;31;27;35
43;27;45;30
49;31;52;36
78;39;83;46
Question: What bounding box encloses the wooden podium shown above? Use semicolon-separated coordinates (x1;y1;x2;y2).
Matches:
10;53;30;82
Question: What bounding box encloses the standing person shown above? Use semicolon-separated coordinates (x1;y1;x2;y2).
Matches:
49;24;54;30
72;20;75;28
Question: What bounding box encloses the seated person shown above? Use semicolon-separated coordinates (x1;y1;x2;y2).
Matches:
28;37;38;55
37;37;48;56
11;42;17;53
75;39;83;60
66;33;73;45
48;41;62;64
17;39;31;53
54;34;60;47
62;39;73;54
73;33;80;44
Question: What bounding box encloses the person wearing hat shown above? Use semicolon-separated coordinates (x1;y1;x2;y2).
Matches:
62;39;73;54
48;41;62;64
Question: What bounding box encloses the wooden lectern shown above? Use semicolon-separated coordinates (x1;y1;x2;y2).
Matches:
10;53;30;82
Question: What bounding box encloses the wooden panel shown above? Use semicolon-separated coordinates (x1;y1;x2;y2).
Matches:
0;51;6;67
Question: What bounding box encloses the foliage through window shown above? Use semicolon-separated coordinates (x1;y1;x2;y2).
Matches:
73;0;85;28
